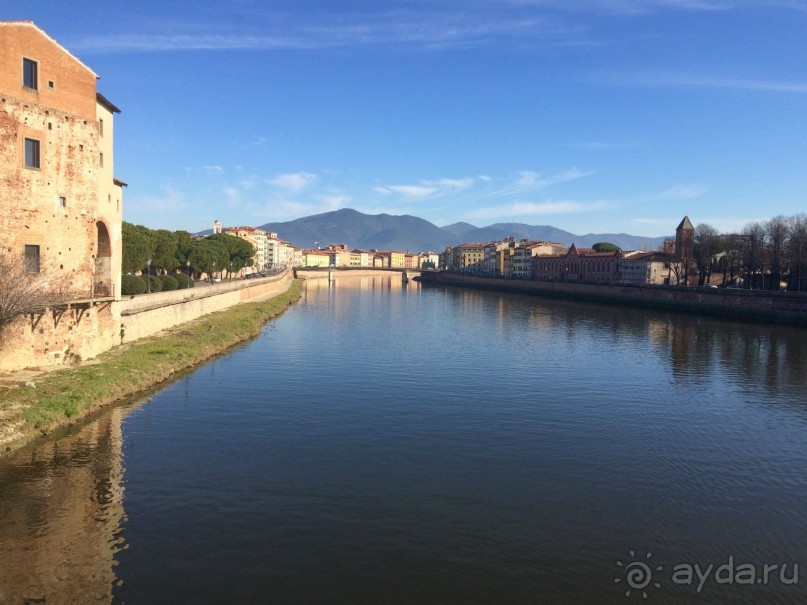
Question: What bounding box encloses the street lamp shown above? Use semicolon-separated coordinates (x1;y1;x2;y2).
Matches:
146;257;152;293
186;260;191;287
211;260;216;283
229;261;233;282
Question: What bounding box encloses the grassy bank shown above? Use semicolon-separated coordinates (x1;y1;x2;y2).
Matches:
0;280;302;454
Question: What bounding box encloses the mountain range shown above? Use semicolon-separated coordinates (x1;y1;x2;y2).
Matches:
257;209;669;252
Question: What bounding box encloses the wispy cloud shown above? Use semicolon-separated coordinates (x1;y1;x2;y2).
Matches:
67;6;585;54
373;169;590;204
566;140;645;151
268;172;318;193
483;168;592;198
374;177;475;201
467;199;611;219
601;71;807;94
127;184;189;217
658;184;707;200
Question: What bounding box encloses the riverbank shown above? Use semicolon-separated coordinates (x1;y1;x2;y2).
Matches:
0;280;302;456
417;272;807;327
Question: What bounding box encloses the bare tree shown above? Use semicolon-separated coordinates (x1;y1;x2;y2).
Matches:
693;223;720;286
766;216;788;290
787;213;807;292
0;250;79;336
719;233;743;286
740;222;766;289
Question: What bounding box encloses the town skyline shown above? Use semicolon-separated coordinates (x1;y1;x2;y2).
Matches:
6;1;807;236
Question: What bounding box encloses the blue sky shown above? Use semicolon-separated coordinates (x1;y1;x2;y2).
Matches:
8;0;807;237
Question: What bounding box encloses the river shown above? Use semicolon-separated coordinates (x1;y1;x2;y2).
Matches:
1;275;805;604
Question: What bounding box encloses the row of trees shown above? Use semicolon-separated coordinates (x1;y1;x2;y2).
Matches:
686;213;807;290
122;223;256;279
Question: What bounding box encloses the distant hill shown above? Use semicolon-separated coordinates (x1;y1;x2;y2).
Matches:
441;222;478;237
462;223;666;251
249;208;669;252
259;208;450;252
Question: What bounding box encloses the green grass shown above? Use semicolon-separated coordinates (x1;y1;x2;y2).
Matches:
3;280;302;443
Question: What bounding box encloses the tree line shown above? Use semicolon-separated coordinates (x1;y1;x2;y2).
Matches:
687;213;807;290
122;223;256;279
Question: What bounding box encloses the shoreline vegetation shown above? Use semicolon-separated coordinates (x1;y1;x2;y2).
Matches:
0;280;302;457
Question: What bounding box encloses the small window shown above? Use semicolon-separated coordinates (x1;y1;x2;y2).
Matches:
24;138;40;169
99;118;104;136
48;80;54;89
25;245;40;273
59;196;66;207
23;58;38;90
99;152;104;167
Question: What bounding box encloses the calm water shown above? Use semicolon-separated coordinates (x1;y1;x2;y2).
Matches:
1;276;806;604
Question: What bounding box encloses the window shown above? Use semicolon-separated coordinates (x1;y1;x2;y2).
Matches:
99;118;104;136
99;152;104;167
59;196;66;208
24;245;40;273
23;58;38;90
24;138;40;169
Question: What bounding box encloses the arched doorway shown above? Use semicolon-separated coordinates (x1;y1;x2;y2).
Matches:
94;222;112;297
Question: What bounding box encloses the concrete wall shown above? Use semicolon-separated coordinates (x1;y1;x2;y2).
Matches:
118;271;293;343
0;271;293;372
0;299;120;371
419;272;807;326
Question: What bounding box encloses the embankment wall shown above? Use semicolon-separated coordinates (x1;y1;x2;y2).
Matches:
0;271;293;372
118;271;293;342
417;272;807;326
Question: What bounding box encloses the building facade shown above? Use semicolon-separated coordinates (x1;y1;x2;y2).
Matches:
1;21;124;369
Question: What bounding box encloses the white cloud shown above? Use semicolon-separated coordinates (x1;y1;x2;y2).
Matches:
268;172;318;193
602;71;807;94
658;184;707;200
467;199;611;219
374;177;474;201
484;168;592;197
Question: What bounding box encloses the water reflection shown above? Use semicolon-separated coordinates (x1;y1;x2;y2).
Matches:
0;408;128;604
0;277;805;603
425;284;807;411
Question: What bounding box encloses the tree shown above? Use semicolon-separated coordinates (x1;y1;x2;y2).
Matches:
174;230;193;265
0;250;79;335
719;234;744;287
592;242;621;253
122;222;155;274
152;229;180;273
765;216;788;290
208;233;255;276
740;222;766;289
187;238;229;277
786;213;807;291
692;223;720;286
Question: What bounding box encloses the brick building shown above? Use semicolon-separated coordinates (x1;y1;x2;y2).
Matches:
0;21;124;369
532;244;621;282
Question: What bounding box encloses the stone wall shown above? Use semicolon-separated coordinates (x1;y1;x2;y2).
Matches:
418;272;807;326
0;271;293;372
118;271;293;343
